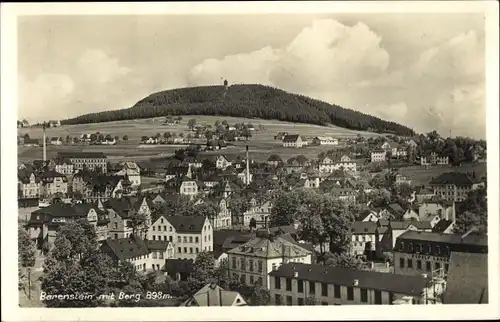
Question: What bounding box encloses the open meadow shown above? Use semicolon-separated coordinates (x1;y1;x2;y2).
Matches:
18;116;384;163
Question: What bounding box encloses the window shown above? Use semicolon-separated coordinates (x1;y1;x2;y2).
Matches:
163;236;167;241
158;226;161;232
407;259;413;268
258;261;263;273
169;236;173;242
204;236;207;242
241;259;246;271
275;294;282;305
286;296;293;306
309;281;315;295
249;260;254;272
152;252;158;259
286;278;292;291
334;285;341;298
113;222;118;229
400;258;405;268
195;237;199;243
360;288;368;303
257;277;262;286
183;237;187;243
426;261;431;271
159;252;164;259
321;283;328;297
114;233;118;239
297;280;304;293
183;247;187;253
435;262;441;270
445;264;449;272
152;226;156;231
189;247;193;254
169;226;173;232
374;290;382;304
240;274;245;283
232;257;237;269
417;260;422;270
152;235;156;241
347;287;354;301
196;248;199;254
189;236;193;243
177;236;181;243
298;298;304;306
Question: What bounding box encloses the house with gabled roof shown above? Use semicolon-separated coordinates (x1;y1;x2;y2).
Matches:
282;134;304;148
105;196;153;240
227;230;312;288
148;215;213;261
312;136;338;146
50;137;63;145
274;132;288;141
317;154;357;174
181;283;247;307
100;235;174;272
195;197;232;231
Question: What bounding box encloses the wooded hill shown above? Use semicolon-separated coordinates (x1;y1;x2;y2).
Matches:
62;84;415;136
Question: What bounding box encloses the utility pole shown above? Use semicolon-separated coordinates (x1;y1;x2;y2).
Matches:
27;267;32;300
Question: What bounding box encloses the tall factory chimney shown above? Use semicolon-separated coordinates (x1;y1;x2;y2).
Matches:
245;145;250;186
42;122;47;162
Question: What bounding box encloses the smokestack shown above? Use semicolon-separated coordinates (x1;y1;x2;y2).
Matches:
42;122;47;162
246;145;250;186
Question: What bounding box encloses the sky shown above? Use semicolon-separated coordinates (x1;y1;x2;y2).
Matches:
18;13;486;138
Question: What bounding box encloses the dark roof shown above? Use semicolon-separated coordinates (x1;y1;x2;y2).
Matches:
145;240;171;251
443;252;488;304
397;231;488;247
24;138;39;144
100;236;150;261
165;259;194;275
165;216;207;233
31;203;105;218
267;155;282;162
282;134;300;142
213;230;248;250
351;221;377;234
57;152;107;159
103;198;135;218
432;219;454;233
429;172;479;186
269;263;430;296
269;225;298;235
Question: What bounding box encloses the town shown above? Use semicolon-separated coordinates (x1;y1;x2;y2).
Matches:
17;116;488;307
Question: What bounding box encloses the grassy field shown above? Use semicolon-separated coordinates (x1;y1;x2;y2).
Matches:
18;116;383;163
399;163;487;186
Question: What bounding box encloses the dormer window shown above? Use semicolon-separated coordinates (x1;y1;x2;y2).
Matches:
427;244;432;254
400;242;404;251
408;243;413;252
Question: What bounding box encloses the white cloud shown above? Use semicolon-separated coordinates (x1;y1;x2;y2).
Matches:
189;22;485;138
18;74;74;121
77;49;132;84
188;46;279;86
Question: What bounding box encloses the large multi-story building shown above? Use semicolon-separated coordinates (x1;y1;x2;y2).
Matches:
429;172;484;201
393;230;487;277
147;215;213;261
269;262;440;305
54;158;74;175
40;171;68;198
317;155;357;174
421;152;449;166
56;152;108;173
227;231;312;289
370;149;386;163
18;171;41;199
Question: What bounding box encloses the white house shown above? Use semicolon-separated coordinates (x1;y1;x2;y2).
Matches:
371;150;386;163
147;215;213;261
312;136;338;146
318;155;357;174
282;135;304;148
216;155;232;169
114;168;141;187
